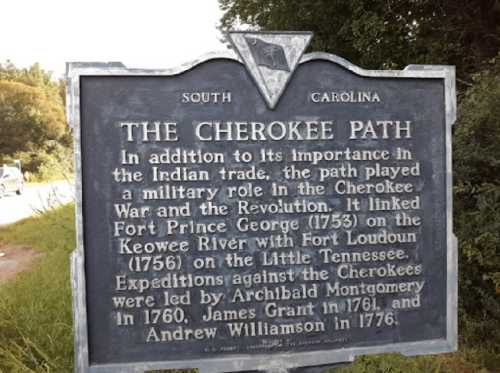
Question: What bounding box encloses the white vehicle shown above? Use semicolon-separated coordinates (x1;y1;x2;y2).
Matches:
0;166;24;198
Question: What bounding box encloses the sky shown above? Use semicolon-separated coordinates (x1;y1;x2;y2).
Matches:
0;0;228;78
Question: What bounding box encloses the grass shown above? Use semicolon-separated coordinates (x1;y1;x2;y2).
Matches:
332;350;497;373
0;204;75;372
0;204;498;372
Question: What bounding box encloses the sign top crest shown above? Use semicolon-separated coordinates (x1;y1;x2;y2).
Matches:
228;31;313;109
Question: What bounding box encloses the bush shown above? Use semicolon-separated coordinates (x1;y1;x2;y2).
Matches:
6;139;74;182
453;54;500;349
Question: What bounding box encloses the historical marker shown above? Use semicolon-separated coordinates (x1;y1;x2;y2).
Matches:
67;31;457;373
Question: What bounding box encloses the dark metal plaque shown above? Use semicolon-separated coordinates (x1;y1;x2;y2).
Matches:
67;32;457;373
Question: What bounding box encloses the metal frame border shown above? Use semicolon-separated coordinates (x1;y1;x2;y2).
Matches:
66;49;457;373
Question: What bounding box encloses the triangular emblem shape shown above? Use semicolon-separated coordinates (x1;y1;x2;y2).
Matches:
228;31;313;109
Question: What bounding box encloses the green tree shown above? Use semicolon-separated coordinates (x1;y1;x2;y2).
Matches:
0;61;71;178
219;0;500;80
0;80;68;172
453;56;500;347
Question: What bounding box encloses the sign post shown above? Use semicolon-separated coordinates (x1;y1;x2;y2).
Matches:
67;31;457;373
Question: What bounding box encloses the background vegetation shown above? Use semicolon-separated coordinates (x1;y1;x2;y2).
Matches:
0;62;72;181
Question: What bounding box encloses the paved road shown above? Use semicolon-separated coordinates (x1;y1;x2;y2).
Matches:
0;180;74;226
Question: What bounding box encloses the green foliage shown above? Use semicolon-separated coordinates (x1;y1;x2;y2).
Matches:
334;353;440;373
13;140;74;182
0;204;75;372
0;62;64;104
454;56;500;185
219;0;500;78
453;55;500;348
0;80;66;155
333;350;499;373
0;62;71;180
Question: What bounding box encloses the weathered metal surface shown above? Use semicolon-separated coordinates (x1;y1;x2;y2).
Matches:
228;31;312;108
67;32;457;373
